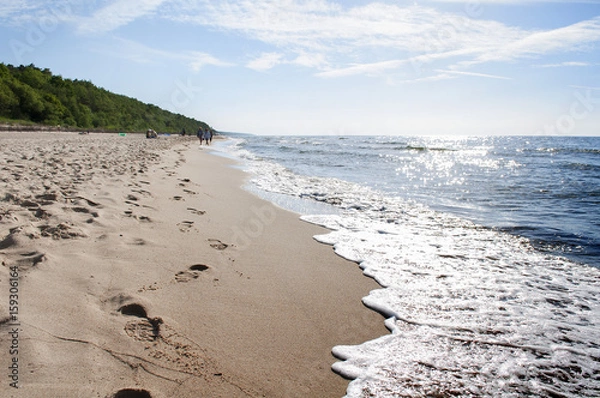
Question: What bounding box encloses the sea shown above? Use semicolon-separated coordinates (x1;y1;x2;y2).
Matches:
213;134;599;398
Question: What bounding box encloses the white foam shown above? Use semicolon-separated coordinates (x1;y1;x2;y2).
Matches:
303;211;600;397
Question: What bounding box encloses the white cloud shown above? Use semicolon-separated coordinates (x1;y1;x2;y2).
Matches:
189;51;233;71
435;69;513;80
315;48;484;79
246;52;285;71
246;51;330;71
0;0;78;26
461;17;600;67
291;52;329;69
76;0;166;35
0;1;34;18
398;72;456;84
535;61;591;68
569;85;600;90
96;37;232;71
316;59;409;78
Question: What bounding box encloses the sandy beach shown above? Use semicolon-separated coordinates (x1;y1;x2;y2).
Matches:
0;132;386;398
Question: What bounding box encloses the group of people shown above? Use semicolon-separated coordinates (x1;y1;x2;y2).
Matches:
144;126;214;144
197;127;213;145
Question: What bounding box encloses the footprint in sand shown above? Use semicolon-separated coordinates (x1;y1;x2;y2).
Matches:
177;220;195;233
187;207;205;216
113;295;215;379
208;239;228;250
33;208;51;220
174;264;210;283
126;237;147;246
17;251;46;267
123;211;152;222
119;303;148;318
130;188;152;197
137;282;160;292
114;299;163;342
109;388;153;398
67;195;102;208
39;222;87;239
69;206;93;214
125;194;140;207
35;192;59;205
124;317;163;342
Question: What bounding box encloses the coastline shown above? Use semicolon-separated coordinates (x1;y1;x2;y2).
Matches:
0;132;386;397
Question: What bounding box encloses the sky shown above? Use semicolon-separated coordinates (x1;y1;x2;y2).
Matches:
0;0;599;136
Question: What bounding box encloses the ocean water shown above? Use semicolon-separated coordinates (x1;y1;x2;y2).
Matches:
214;135;600;397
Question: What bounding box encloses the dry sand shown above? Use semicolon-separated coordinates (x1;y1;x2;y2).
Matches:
0;132;386;398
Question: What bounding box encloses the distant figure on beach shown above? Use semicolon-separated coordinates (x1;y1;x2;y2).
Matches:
146;129;157;139
203;128;212;145
197;127;204;145
180;128;186;136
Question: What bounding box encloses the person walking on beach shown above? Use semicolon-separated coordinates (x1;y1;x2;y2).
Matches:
197;127;204;145
203;128;211;145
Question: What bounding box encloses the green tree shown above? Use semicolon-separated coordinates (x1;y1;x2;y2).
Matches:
9;80;45;122
0;81;18;118
41;92;68;125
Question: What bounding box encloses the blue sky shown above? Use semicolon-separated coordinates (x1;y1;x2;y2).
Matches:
0;0;599;136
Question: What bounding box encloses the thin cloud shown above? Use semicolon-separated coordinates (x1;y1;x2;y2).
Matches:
246;52;285;71
189;51;233;71
316;48;485;79
291;52;329;69
435;69;513;80
316;59;409;78
461;17;600;67
95;37;232;71
569;85;600;90
76;0;166;35
0;0;78;26
534;61;591;68
397;72;456;84
0;1;35;18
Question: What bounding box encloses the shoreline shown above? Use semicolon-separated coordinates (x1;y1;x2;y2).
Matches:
0;132;386;397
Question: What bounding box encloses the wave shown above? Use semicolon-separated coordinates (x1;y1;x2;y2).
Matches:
535;147;600;155
401;145;454;152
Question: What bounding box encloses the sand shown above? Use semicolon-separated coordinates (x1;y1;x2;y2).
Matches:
0;132;386;398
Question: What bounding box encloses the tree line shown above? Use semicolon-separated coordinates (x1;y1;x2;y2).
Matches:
0;63;211;133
